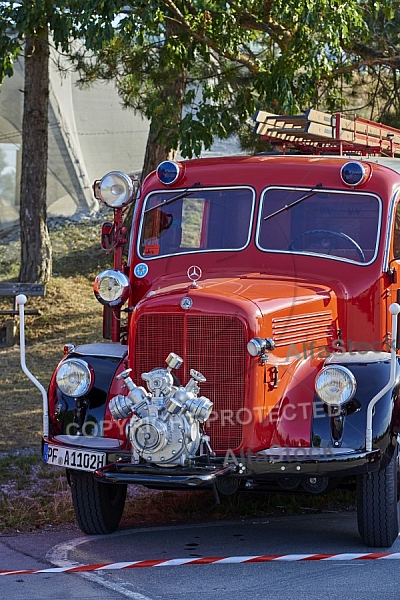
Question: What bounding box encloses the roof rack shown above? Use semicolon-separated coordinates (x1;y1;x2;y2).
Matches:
253;109;400;157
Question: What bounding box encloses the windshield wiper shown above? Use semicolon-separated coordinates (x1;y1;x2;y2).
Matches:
144;182;201;214
263;183;323;221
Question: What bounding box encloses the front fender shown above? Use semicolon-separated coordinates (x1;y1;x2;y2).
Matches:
312;352;400;465
47;343;128;439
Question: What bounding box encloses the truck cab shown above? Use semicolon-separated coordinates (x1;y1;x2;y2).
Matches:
24;109;400;547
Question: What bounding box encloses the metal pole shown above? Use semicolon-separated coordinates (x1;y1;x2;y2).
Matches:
366;303;400;451
16;294;49;438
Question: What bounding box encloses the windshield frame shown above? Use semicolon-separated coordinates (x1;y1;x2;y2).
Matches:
136;185;256;260
383;189;400;271
255;185;382;266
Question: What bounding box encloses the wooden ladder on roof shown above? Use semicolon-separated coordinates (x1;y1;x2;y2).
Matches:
253;109;400;157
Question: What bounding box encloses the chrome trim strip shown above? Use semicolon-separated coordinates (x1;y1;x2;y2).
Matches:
73;342;127;358
326;351;391;364
256;447;358;457
53;435;124;449
383;189;400;271
127;185;141;267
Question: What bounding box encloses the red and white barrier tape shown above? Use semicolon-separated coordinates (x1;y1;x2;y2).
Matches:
2;552;400;576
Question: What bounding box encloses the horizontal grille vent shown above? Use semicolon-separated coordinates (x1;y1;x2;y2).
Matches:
272;311;334;347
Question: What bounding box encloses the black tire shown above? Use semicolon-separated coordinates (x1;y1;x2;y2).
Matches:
357;446;399;547
68;470;127;535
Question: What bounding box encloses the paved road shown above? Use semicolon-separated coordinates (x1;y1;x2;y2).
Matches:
1;511;400;599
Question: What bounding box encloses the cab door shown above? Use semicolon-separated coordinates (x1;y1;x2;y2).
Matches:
388;197;400;347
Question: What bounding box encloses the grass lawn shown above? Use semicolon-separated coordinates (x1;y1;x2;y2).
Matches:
0;218;356;534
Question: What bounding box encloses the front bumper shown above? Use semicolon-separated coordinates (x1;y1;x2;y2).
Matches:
241;446;382;478
43;437;382;486
94;463;234;486
93;446;382;486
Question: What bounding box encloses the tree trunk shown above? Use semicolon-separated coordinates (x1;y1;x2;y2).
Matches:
19;31;52;283
140;19;187;180
141;121;179;181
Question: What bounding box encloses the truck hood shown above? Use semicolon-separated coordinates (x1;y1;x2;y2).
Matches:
141;271;336;317
137;271;339;358
133;271;339;452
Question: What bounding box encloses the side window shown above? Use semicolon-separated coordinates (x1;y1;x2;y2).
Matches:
393;203;400;258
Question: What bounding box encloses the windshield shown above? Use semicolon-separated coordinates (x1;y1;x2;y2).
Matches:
138;187;255;258
257;187;381;264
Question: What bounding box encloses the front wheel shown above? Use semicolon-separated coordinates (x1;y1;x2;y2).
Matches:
357;446;399;547
68;470;127;535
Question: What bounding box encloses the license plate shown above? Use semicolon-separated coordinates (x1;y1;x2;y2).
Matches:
43;444;106;472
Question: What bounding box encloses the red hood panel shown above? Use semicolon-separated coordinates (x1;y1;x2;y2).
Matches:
132;273;338;452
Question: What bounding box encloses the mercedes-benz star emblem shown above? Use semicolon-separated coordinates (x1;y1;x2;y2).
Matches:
180;297;193;310
187;265;202;285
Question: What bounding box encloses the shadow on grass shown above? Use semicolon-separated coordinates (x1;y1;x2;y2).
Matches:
52;241;111;280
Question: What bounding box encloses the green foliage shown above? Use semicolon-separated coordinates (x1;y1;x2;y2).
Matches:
340;0;400;125
2;0;400;165
70;0;377;161
0;0;121;83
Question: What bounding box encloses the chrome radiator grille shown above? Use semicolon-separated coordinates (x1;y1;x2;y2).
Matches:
134;314;247;451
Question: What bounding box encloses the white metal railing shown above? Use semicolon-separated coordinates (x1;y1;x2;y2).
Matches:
366;303;400;451
17;294;49;438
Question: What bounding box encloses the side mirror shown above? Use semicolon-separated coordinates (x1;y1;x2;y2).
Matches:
101;222;114;251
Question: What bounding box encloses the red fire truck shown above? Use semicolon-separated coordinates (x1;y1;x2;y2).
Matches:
18;109;400;547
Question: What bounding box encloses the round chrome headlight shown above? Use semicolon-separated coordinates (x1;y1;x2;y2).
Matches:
247;337;274;357
56;359;92;397
94;269;130;307
315;365;356;407
247;338;267;357
97;171;135;208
